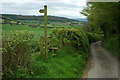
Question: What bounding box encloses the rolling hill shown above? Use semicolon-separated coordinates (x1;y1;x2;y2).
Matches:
2;14;79;23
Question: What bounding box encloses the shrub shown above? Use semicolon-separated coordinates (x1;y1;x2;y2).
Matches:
2;30;34;78
50;28;89;53
85;32;103;44
102;34;119;56
30;41;40;52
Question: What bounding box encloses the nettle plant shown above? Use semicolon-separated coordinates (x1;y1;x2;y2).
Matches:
50;28;89;53
2;30;34;77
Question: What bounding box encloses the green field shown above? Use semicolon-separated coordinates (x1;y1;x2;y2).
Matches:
2;24;80;40
2;24;53;40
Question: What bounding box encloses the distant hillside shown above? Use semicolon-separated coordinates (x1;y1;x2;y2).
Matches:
0;15;18;24
2;14;79;22
72;18;88;22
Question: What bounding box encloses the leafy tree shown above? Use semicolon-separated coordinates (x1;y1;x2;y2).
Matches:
81;2;119;38
81;2;120;56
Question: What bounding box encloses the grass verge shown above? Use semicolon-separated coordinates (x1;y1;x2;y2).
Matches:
102;34;119;56
30;45;88;78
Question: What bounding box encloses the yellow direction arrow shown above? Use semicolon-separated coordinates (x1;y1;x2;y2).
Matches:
39;9;44;13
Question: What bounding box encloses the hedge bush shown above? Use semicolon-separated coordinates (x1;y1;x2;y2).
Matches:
2;30;34;78
102;34;119;56
85;32;103;44
50;28;89;54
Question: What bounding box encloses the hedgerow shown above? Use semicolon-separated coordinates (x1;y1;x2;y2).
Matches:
50;28;89;54
85;32;103;44
2;30;34;78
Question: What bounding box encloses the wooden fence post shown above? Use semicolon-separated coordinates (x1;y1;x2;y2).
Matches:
39;5;48;58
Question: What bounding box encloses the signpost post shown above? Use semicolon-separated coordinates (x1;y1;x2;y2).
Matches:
39;5;48;58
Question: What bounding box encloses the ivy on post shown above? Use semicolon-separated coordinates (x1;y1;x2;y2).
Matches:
39;5;48;58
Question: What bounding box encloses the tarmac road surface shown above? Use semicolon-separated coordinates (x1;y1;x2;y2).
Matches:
87;41;119;78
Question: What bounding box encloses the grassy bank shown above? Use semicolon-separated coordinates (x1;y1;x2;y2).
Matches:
102;34;119;57
12;45;88;78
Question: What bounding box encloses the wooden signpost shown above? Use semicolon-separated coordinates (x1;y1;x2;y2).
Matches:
39;5;48;58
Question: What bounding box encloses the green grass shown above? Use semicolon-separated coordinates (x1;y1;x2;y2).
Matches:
2;24;53;40
2;24;82;41
30;45;87;78
8;45;87;78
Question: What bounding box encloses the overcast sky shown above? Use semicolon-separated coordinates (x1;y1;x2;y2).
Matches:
1;0;87;19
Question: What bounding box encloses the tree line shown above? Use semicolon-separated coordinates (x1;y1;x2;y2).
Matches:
81;2;120;56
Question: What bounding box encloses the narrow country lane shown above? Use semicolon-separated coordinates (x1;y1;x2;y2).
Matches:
87;41;119;78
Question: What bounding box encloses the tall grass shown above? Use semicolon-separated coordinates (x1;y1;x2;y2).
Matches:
30;45;88;78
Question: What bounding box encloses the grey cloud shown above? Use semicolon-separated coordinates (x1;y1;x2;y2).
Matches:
1;1;85;18
1;2;16;5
